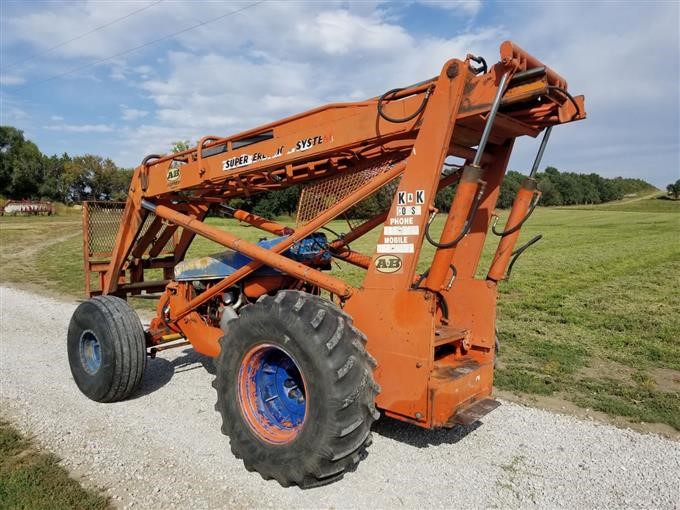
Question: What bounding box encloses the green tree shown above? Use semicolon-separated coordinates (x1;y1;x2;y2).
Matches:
63;155;132;202
667;179;680;199
171;140;191;153
40;153;71;201
250;185;301;219
497;171;524;209
537;175;563;206
0;126;45;198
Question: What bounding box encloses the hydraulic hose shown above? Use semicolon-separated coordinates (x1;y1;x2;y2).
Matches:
377;86;433;123
548;85;581;120
492;192;541;237
506;234;542;278
424;185;485;249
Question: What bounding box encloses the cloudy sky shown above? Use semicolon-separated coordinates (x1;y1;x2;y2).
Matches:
1;0;678;187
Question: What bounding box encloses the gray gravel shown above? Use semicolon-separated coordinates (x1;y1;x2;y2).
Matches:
1;285;678;509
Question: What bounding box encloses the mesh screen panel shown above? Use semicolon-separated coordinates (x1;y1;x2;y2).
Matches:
86;201;174;258
295;157;404;228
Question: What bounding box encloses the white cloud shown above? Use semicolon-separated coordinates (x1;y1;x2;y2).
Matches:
120;106;149;121
294;10;412;56
0;102;28;123
418;1;482;16
44;123;115;133
0;74;25;86
50;115;64;121
2;1;677;186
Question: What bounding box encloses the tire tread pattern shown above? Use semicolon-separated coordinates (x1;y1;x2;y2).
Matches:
213;290;379;488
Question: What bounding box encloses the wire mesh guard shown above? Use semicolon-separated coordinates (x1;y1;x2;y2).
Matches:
85;201;175;258
295;157;404;228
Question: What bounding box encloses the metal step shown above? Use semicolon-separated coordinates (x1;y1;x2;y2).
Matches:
434;325;467;347
451;397;501;426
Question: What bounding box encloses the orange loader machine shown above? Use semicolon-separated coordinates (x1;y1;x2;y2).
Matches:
68;41;585;487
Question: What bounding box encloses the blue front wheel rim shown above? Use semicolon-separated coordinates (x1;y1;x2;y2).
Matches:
238;343;307;444
79;330;102;375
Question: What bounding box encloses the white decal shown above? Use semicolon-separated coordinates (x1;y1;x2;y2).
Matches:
222;134;324;172
384;225;419;236
377;243;415;254
397;190;425;205
288;135;324;154
383;236;408;244
396;205;422;216
222;153;251;171
389;216;415;225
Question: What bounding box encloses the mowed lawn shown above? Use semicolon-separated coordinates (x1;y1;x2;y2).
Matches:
1;196;678;429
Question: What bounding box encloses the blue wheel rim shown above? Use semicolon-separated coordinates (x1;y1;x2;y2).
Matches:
238;344;307;444
79;330;102;375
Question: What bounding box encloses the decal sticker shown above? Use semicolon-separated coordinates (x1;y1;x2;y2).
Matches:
384;225;419;236
287;135;324;154
222;133;327;171
389;216;415;225
223;154;251;171
377;243;415;254
166;167;180;182
396;205;422;216
397;189;426;205
374;254;402;273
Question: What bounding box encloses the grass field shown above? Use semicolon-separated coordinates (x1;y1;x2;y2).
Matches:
1;195;678;431
0;421;109;509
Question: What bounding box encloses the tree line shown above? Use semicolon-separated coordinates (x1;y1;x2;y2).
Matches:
2;126;656;215
1;126;132;202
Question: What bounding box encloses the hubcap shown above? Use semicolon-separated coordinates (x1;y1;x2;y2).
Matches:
79;330;102;375
238;343;307;444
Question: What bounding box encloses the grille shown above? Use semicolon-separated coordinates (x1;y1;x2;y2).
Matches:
85;201;175;258
295;157;403;228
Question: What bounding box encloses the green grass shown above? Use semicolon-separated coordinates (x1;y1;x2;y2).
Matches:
0;421;109;510
1;203;679;430
571;194;680;213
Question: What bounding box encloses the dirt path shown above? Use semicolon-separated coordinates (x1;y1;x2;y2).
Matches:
1;286;678;509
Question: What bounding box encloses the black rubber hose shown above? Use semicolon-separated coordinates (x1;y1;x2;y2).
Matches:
424;188;484;249
412;269;429;289
507;234;543;278
492;192;541;237
435;292;449;321
548;85;581;119
468;54;488;75
378;86;432;123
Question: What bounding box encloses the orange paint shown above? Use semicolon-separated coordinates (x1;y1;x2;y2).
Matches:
81;41;586;429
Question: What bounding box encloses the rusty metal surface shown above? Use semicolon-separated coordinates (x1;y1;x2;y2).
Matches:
452;398;501;426
83;41;587;429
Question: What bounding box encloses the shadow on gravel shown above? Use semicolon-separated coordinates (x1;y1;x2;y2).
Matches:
132;348;215;399
372;416;480;448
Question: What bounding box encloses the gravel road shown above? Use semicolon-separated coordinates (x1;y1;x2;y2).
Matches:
1;286;678;509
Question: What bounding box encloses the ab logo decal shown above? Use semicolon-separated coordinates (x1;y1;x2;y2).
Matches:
374;255;402;273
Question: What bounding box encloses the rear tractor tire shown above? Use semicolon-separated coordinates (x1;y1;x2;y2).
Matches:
213;290;380;488
67;295;147;402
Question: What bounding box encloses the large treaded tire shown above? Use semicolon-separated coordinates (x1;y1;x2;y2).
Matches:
213;290;380;488
67;295;146;402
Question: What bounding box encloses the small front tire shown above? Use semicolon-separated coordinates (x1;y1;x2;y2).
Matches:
67;295;147;402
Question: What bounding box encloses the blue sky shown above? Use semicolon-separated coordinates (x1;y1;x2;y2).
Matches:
1;0;678;187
